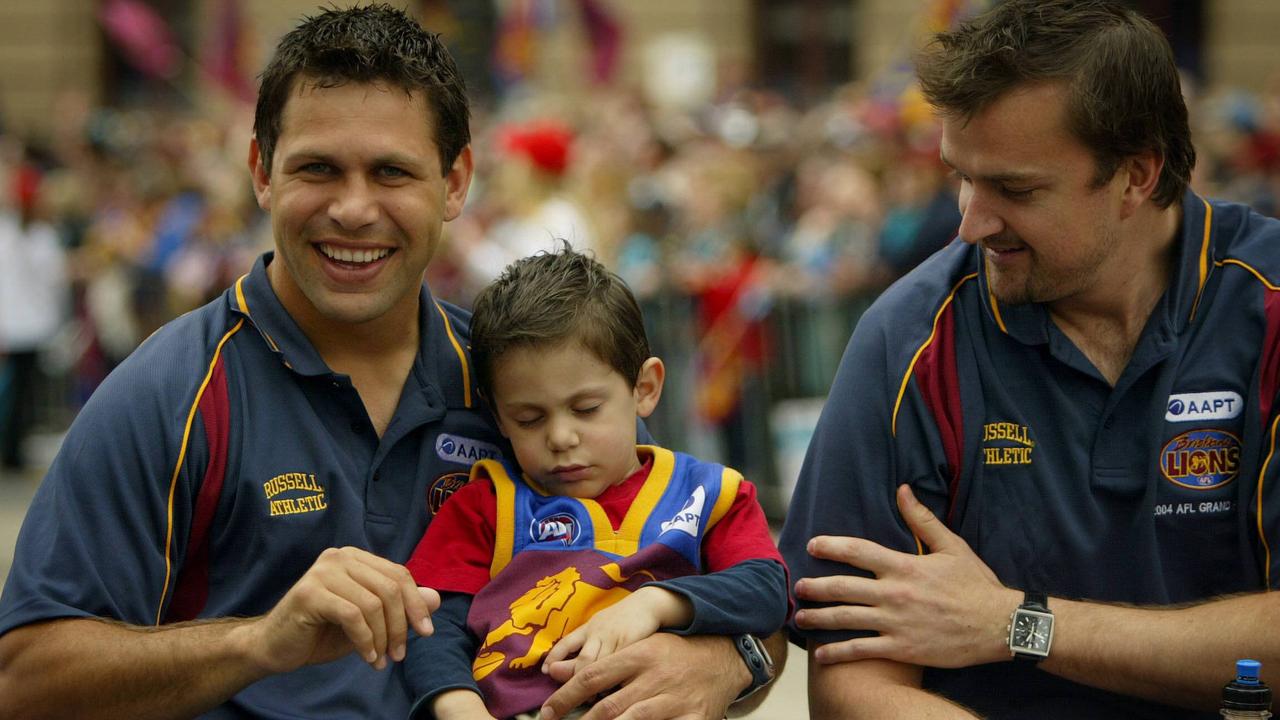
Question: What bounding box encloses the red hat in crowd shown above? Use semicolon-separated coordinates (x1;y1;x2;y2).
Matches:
12;162;41;215
499;120;575;177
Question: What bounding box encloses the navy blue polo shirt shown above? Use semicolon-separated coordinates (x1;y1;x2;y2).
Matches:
0;252;507;718
780;192;1280;719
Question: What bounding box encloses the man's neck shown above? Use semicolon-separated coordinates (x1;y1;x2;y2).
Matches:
1048;203;1182;386
307;308;420;376
319;308;421;438
268;261;422;436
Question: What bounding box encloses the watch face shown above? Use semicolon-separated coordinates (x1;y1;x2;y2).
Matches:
1010;609;1053;656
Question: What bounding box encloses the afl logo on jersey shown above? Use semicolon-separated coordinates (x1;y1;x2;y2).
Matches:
1159;429;1241;490
532;513;580;545
427;472;470;516
435;433;503;465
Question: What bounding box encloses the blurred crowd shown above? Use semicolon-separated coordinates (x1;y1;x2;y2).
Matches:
3;72;1280;493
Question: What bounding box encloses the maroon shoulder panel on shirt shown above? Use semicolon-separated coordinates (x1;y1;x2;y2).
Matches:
166;354;231;623
913;300;965;526
1259;289;1280;425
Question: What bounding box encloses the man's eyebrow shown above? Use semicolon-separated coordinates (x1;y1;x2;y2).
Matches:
371;153;425;167
279;150;425;167
939;150;1044;184
280;149;335;163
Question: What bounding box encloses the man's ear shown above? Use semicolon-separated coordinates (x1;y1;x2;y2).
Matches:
443;145;474;222
248;137;272;211
633;357;666;419
1119;149;1164;218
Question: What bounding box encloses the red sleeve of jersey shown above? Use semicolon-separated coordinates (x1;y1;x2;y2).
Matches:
701;478;784;573
404;479;496;595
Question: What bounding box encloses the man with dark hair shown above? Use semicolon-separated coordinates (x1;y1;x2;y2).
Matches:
0;6;761;718
780;1;1280;718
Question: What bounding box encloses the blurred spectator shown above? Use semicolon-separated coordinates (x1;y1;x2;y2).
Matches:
0;147;69;471
776;155;884;299
457;119;596;287
878;153;961;276
667;140;777;484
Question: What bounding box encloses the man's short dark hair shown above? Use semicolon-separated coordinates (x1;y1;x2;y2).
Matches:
254;3;470;175
471;245;652;402
916;0;1194;207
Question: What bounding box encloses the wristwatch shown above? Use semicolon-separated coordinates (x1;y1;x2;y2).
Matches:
732;633;775;701
1007;591;1054;662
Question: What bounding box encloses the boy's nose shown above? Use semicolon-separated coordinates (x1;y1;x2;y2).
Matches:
546;417;579;452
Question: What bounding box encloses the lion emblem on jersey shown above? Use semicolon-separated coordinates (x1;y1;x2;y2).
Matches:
472;563;655;680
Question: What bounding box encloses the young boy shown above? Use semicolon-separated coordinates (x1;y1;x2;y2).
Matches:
404;248;788;720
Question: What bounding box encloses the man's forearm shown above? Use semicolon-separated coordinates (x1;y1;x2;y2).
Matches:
1044;592;1280;710
809;656;978;720
0;616;269;720
816;684;979;720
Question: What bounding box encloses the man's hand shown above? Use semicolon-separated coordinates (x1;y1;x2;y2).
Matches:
793;484;1018;668
543;587;693;678
539;633;747;720
241;546;440;674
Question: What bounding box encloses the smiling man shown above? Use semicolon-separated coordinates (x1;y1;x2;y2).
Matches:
0;6;479;718
779;1;1280;719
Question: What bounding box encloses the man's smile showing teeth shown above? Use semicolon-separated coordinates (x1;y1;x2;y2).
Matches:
318;244;393;264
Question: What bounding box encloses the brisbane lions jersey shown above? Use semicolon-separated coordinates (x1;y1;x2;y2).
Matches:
781;190;1280;720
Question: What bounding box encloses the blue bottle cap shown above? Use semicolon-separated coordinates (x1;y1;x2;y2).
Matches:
1225;659;1271;711
1238;659;1263;685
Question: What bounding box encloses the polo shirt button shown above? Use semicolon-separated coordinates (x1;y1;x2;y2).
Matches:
350;420;362;433
1103;416;1115;429
372;472;381;483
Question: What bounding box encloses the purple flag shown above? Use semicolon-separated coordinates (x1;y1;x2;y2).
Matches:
98;0;182;79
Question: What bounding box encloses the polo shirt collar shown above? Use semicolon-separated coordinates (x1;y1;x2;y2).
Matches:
228;253;464;409
980;189;1217;345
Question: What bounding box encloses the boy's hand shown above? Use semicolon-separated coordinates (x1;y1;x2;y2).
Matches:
542;586;692;677
431;688;499;720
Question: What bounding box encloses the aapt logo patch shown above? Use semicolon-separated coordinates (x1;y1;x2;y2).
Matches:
427;472;470;516
1160;429;1241;490
531;513;580;545
660;486;706;537
1165;391;1243;422
435;433;503;465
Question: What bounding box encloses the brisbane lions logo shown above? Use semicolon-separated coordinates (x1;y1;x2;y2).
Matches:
1159;429;1240;490
531;513;579;545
